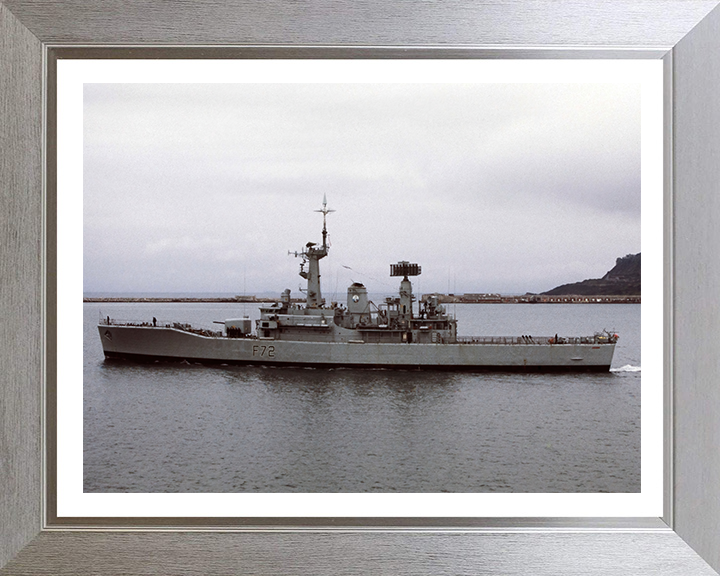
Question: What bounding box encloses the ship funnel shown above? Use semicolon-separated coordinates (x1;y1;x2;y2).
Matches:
347;282;370;325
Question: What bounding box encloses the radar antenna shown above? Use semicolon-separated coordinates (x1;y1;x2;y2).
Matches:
314;193;335;250
390;261;422;278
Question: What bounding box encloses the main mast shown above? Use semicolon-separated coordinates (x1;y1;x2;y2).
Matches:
291;195;334;308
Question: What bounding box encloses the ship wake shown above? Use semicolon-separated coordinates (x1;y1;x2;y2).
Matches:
610;364;641;373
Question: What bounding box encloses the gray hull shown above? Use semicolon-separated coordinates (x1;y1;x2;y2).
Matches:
98;325;615;372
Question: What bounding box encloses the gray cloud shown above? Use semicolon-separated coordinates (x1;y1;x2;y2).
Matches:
84;82;641;296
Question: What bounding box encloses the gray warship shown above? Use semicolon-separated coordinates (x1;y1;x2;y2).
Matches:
99;197;618;371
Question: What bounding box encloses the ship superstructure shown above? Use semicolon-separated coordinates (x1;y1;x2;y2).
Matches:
99;197;618;371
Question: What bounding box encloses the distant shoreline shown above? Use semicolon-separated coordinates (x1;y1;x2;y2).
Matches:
83;296;278;303
83;294;640;304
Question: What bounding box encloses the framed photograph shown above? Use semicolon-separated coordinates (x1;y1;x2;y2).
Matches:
2;2;720;574
62;59;662;520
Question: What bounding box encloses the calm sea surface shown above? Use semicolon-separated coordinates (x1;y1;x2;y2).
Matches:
84;302;640;493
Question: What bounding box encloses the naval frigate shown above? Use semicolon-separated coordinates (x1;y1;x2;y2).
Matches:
98;197;618;371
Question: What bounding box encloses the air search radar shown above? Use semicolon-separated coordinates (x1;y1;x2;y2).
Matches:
390;261;421;277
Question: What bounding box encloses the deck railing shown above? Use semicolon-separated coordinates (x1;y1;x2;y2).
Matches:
100;317;223;338
455;335;611;345
100;317;615;345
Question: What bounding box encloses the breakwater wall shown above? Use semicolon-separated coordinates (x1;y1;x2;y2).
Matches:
83;296;302;303
422;294;640;304
84;294;640;304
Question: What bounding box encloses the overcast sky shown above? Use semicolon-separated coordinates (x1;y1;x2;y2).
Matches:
84;82;641;297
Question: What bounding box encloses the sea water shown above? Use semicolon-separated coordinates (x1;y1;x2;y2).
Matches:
83;302;640;492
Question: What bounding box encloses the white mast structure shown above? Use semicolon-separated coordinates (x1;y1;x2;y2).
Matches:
291;195;334;309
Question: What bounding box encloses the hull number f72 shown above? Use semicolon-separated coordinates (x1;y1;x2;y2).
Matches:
252;345;275;358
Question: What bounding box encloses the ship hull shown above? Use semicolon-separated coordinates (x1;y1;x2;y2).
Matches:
99;325;615;372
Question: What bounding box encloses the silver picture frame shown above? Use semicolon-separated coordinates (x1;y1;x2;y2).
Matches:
2;1;720;574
